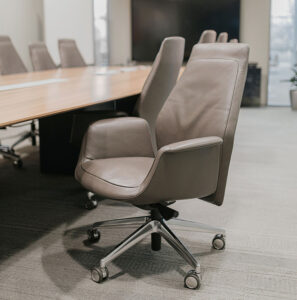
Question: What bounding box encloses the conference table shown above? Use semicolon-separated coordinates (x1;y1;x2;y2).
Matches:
0;66;152;173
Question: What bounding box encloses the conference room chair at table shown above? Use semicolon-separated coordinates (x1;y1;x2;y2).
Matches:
29;42;57;71
82;36;185;210
198;29;217;43
75;43;249;289
0;36;38;167
58;39;87;68
217;32;229;43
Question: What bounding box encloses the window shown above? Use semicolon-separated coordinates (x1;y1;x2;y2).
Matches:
268;0;296;105
93;0;109;66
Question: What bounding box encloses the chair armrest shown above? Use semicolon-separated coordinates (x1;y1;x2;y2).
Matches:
133;136;223;205
158;137;223;154
82;117;155;160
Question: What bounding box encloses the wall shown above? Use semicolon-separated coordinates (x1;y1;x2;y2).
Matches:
43;0;94;65
0;0;44;71
240;0;271;105
107;0;271;105
108;0;132;65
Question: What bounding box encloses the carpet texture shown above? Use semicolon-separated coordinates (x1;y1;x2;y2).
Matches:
0;107;297;299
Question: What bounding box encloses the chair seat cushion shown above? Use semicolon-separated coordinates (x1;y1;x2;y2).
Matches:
81;157;154;188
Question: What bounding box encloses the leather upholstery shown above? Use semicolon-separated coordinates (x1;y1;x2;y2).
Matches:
0;36;27;75
198;30;217;43
76;43;249;207
58;39;87;68
217;32;228;43
80;157;154;188
29;42;56;71
81;117;155;160
134;37;185;148
156;43;249;205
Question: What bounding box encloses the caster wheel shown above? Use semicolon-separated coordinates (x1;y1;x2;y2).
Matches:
91;267;109;283
85;192;99;210
184;270;201;290
87;228;101;243
13;159;23;168
212;234;225;250
85;199;98;210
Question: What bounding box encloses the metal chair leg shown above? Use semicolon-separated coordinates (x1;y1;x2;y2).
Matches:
159;220;200;273
167;218;225;235
92;216;150;229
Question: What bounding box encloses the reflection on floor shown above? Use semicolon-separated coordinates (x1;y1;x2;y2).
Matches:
0;107;297;299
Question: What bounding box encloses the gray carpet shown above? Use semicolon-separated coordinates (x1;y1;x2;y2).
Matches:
0;107;297;299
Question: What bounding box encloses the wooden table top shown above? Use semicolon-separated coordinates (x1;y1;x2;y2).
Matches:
0;66;151;127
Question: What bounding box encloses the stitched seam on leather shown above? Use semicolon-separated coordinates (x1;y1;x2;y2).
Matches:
80;161;149;189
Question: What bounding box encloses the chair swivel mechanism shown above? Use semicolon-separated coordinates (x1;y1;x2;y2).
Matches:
75;43;249;289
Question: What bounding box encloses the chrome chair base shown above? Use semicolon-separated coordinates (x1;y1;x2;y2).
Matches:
87;210;225;290
0;120;38;168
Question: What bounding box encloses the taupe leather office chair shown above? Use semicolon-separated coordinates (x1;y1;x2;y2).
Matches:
217;32;228;43
75;43;249;289
0;36;37;167
29;42;56;71
198;30;217;43
230;38;239;43
84;36;185;209
58;39;87;68
0;36;27;75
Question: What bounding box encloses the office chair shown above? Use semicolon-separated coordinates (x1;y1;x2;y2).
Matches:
0;36;38;167
58;39;87;68
217;32;229;43
29;42;57;71
75;43;249;289
230;38;239;43
198;30;217;43
84;36;185;209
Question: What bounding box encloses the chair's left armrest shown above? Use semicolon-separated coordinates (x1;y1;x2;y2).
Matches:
82;117;155;160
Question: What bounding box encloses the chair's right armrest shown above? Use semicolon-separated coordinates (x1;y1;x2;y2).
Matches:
81;117;155;160
132;136;223;206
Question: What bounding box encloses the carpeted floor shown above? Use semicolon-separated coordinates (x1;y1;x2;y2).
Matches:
0;107;297;299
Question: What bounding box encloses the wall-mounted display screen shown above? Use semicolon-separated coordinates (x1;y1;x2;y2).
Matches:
132;0;240;61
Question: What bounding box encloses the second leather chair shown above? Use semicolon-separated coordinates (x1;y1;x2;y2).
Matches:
29;42;56;71
84;36;185;209
0;36;37;167
217;32;229;43
198;30;217;43
58;39;87;68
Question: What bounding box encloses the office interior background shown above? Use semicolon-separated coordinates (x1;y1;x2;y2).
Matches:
0;0;297;299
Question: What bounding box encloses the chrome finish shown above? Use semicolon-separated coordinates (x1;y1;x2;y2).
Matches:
168;218;225;235
87;191;95;200
0;120;38;165
100;220;154;268
159;220;200;273
93;216;150;229
96;218;201;274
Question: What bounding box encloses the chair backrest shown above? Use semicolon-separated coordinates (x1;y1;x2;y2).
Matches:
217;32;228;43
58;39;87;68
29;42;56;71
198;30;217;43
230;39;239;43
156;43;249;205
0;36;27;75
134;37;185;142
